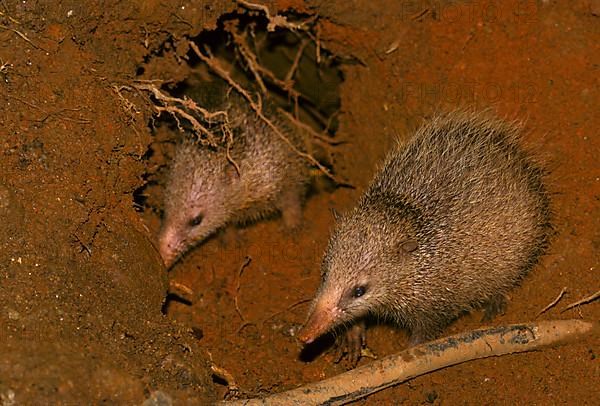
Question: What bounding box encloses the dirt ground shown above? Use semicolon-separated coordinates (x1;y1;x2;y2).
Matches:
0;0;598;404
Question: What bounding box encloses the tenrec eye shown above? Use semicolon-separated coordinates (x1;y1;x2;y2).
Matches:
188;214;203;227
353;286;366;298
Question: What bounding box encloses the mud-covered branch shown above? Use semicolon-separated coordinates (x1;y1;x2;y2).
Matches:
222;319;597;405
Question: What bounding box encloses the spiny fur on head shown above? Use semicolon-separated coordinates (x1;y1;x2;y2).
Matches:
158;90;311;266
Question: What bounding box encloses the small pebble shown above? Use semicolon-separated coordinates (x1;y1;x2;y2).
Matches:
142;391;172;406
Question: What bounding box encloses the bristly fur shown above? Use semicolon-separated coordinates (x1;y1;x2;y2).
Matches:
158;91;310;266
311;110;552;343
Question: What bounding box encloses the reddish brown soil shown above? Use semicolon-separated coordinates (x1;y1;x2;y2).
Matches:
0;0;598;404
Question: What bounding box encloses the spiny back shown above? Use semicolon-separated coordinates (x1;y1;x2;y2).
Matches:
359;112;550;298
370;113;543;209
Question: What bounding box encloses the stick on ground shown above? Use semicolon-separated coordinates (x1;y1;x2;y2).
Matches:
562;290;600;312
222;319;597;405
536;286;567;317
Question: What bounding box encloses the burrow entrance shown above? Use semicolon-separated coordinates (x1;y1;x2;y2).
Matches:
133;10;346;219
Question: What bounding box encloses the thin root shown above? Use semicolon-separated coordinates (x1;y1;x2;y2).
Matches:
234;256;252;323
115;81;243;171
8;94;91;124
0;24;46;51
0;58;12;74
226;21;267;94
277;107;346;146
131;81;228;146
225;24;301;99
190;41;350;187
236;0;317;32
0;10;20;25
260;298;311;328
562;289;600;313
536;286;567;317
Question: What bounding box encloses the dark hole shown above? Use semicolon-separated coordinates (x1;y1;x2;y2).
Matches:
212;374;228;387
160;293;192;315
298;332;336;362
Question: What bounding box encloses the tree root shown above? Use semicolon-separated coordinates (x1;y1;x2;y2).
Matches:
189;41;350;187
222;319;597;405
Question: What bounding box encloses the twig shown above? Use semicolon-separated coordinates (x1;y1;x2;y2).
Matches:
0;10;20;25
71;233;92;256
225;26;300;99
285;38;308;84
562;290;600;313
132;82;228;145
226;21;267;94
260;298;312;328
168;280;194;303
0;24;46;51
222;122;241;176
234;256;252;322
277;107;345;146
222;320;597;405
536;286;567;317
0;58;11;74
7;94;91;124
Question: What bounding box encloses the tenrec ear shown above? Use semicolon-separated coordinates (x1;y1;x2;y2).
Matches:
330;207;341;221
400;240;418;253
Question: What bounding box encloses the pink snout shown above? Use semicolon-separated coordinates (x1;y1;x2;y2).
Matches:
158;228;181;268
